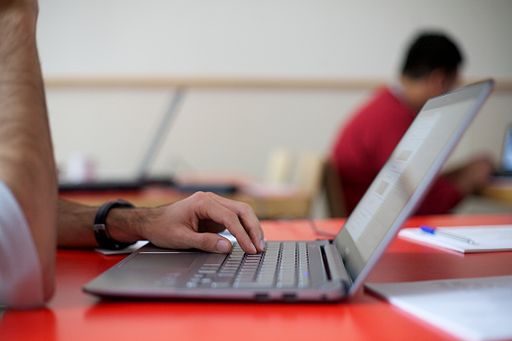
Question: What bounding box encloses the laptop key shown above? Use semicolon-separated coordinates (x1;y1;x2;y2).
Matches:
233;282;273;288
203;254;227;266
209;279;233;287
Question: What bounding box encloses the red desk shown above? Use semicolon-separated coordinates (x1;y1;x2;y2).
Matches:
2;214;512;341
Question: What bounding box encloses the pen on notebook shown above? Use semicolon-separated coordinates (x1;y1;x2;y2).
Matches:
420;225;478;245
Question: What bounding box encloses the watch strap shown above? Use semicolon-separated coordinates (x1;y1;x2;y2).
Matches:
93;200;136;250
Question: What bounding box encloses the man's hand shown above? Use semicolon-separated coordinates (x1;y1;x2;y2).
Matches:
447;155;495;195
107;192;265;254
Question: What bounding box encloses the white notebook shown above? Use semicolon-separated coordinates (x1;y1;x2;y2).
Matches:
398;225;512;253
366;275;512;341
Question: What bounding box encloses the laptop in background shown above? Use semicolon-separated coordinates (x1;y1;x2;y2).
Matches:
84;80;494;302
495;123;512;177
59;89;185;192
59;89;239;194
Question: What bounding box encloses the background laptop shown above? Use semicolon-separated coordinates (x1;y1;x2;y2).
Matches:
84;80;494;302
58;89;239;194
58;89;185;192
495;123;512;177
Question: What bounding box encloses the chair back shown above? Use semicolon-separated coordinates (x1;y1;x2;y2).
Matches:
321;159;346;217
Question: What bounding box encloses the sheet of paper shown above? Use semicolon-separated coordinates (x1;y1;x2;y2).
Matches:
95;240;148;255
366;275;512;341
95;231;237;255
399;225;512;253
219;230;237;243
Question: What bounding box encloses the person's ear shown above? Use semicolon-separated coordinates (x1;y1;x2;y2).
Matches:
426;69;447;96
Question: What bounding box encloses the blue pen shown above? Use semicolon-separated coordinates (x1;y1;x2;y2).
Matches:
420;225;477;245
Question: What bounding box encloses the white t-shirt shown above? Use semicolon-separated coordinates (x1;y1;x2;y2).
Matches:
0;181;44;308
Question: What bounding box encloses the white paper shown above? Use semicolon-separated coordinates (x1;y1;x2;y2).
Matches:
399;225;512;253
95;231;237;255
366;276;512;341
218;230;237;244
95;240;149;255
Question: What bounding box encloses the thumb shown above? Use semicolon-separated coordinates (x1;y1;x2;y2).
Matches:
186;231;233;253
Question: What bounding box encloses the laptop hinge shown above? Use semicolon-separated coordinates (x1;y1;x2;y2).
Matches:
322;243;353;292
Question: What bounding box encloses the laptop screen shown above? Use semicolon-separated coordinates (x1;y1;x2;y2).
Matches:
334;80;494;292
501;125;512;172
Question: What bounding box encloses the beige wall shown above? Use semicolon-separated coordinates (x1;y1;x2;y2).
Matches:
38;0;512;78
40;1;512;183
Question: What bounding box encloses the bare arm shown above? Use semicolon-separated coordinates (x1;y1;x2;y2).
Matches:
0;3;57;301
58;192;265;254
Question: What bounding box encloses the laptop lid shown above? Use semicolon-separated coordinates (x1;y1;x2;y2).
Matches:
333;80;494;295
59;89;184;189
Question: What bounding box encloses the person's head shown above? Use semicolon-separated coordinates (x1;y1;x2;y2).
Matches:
400;31;464;109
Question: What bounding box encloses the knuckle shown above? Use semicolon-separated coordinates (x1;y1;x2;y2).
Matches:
191;191;209;206
238;203;253;216
192;191;217;203
205;192;218;200
222;213;239;228
192;191;206;200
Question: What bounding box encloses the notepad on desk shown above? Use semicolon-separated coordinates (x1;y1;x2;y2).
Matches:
366;275;512;341
399;225;512;253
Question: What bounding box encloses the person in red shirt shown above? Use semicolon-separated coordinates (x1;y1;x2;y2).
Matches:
330;32;494;215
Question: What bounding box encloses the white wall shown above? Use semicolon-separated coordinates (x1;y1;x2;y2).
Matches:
38;1;512;181
38;0;512;77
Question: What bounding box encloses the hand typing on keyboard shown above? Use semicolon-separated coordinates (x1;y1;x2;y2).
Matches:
109;192;265;254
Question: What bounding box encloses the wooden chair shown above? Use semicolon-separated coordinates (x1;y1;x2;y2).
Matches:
321;159;346;217
264;149;324;218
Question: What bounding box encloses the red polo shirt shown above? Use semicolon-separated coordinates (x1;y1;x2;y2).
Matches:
330;86;463;216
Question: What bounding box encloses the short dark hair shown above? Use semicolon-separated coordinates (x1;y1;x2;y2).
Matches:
401;32;464;79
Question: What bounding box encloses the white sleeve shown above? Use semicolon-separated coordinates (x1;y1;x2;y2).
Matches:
0;181;44;308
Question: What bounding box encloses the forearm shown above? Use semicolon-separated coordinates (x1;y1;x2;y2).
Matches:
0;5;57;300
57;199;142;248
444;156;494;195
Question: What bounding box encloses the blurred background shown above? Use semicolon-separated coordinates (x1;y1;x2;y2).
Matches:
38;0;512;217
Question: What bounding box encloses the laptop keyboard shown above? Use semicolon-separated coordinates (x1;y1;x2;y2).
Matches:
186;241;310;289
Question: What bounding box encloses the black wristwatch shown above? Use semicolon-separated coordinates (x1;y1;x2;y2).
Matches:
93;200;136;250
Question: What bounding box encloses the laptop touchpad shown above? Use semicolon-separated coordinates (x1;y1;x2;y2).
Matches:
112;253;202;287
126;253;198;270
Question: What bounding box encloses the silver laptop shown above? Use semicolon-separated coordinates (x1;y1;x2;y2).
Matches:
84;80;494;302
495;123;512;177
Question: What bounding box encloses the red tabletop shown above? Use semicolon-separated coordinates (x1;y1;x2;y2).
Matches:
1;214;512;341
